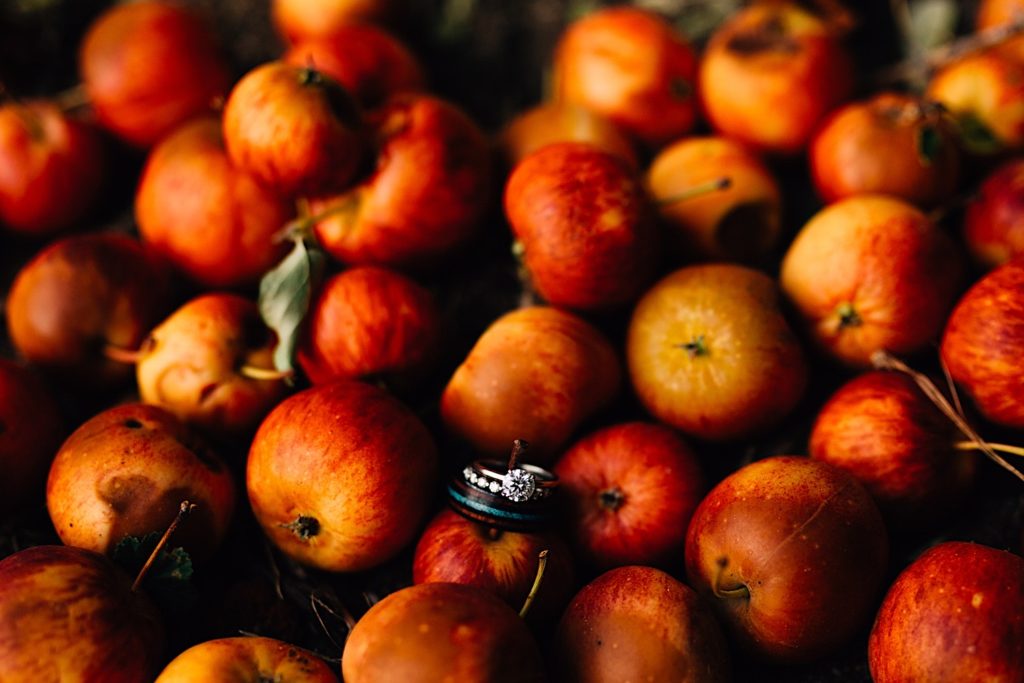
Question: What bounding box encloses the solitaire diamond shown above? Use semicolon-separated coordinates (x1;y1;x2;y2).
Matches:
501;468;536;502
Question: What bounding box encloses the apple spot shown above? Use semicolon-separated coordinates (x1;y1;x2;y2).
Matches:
123;418;144;429
712;556;751;601
715;201;776;261
281;515;321;540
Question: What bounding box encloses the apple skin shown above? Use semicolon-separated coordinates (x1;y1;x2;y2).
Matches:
555;565;730;683
499;102;637;170
0;359;63;515
283;24;424;108
810;92;960;208
626;264;808;441
809;370;975;529
247;380;438;572
0;545;163;683
46;403;236;562
411;509;576;626
869;541;1024;682
646;135;782;262
504;142;658;311
223;61;363;198
136;293;289;438
135;117;292;288
310;93;490;268
780;194;963;367
296;266;441;386
685;456;888;662
964;158;1024;268
698;1;854;155
341;582;545;683
553;6;697;148
154;636;339;682
273;0;391;44
5;232;173;386
79;0;229;148
440;306;621;463
0;100;104;236
941;260;1024;429
977;0;1024;62
553;421;704;571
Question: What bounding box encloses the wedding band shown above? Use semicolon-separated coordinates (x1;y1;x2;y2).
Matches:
447;449;559;532
462;459;559;503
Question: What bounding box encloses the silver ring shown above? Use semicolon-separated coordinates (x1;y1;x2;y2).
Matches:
462;459;558;503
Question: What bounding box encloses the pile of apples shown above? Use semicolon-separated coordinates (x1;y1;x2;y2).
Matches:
1;0;1023;681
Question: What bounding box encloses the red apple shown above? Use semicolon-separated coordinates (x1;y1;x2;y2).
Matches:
499;102;637;170
626;264;808;441
135;117;292;288
553;6;698;148
310;93;490;268
154;636;339;682
869;541;1024;682
809;370;975;528
136;293;289;438
780;194;963;367
555;566;730;682
699;1;854;154
79;0;229;147
685;456;888;661
273;0;392;44
341;583;545;682
223;62;363;198
296;266;441;386
964;158;1024;268
504;142;658;310
247;380;437;571
553;421;703;570
441;306;621;462
0;545;163;682
941;259;1024;429
810;92;959;208
0;100;104;236
412;509;575;625
46;403;236;561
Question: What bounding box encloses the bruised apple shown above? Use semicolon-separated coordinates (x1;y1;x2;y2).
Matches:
626;264;807;441
154;637;338;682
499;102;636;169
964;158;1024;268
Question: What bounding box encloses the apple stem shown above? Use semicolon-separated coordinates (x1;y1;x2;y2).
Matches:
871;350;1024;483
599;487;625;511
297;66;323;87
103;344;142;365
239;365;294;382
280;515;321;540
676;335;709;358
131;500;195;592
55;83;89;113
508;439;528;471
486;526;502;541
518;549;549;619
954;440;1024;459
711;556;750;600
655;177;732;207
277;194;360;244
836;302;862;329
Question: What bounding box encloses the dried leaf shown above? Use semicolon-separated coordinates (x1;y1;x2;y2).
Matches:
956;113;1002;155
258;238;327;374
112;533;196;615
908;0;958;54
672;0;740;43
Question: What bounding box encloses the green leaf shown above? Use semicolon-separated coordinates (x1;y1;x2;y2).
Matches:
916;125;942;166
112;534;196;616
258;238;327;375
907;0;958;55
956;113;1002;155
672;0;740;43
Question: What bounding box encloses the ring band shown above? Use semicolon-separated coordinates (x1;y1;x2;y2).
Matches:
462;459;558;503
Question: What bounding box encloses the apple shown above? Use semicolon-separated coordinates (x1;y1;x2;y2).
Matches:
296;265;441;387
626;264;808;441
499;102;636;170
555;565;730;682
247;380;437;572
0;545;163;682
79;0;230;147
504;142;658;310
272;0;391;44
810;92;959;208
977;0;1024;62
441;306;621;462
46;403;236;561
341;582;545;682
809;370;975;528
553;421;704;571
309;93;491;268
0;100;104;236
646;135;782;262
869;541;1024;682
135;117;292;288
964;158;1024;268
0;359;63;515
941;259;1024;429
154;636;339;682
5;232;173;386
698;1;854;155
283;24;425;108
780;194;963;367
136;293;289;438
223;61;363;198
685;456;888;661
412;509;575;626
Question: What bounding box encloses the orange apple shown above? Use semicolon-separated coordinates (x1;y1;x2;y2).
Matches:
780;194;963;367
964;158;1024;268
699;1;854;154
626;264;807;441
154;636;339;682
499;102;636;169
272;0;391;44
977;0;1024;64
